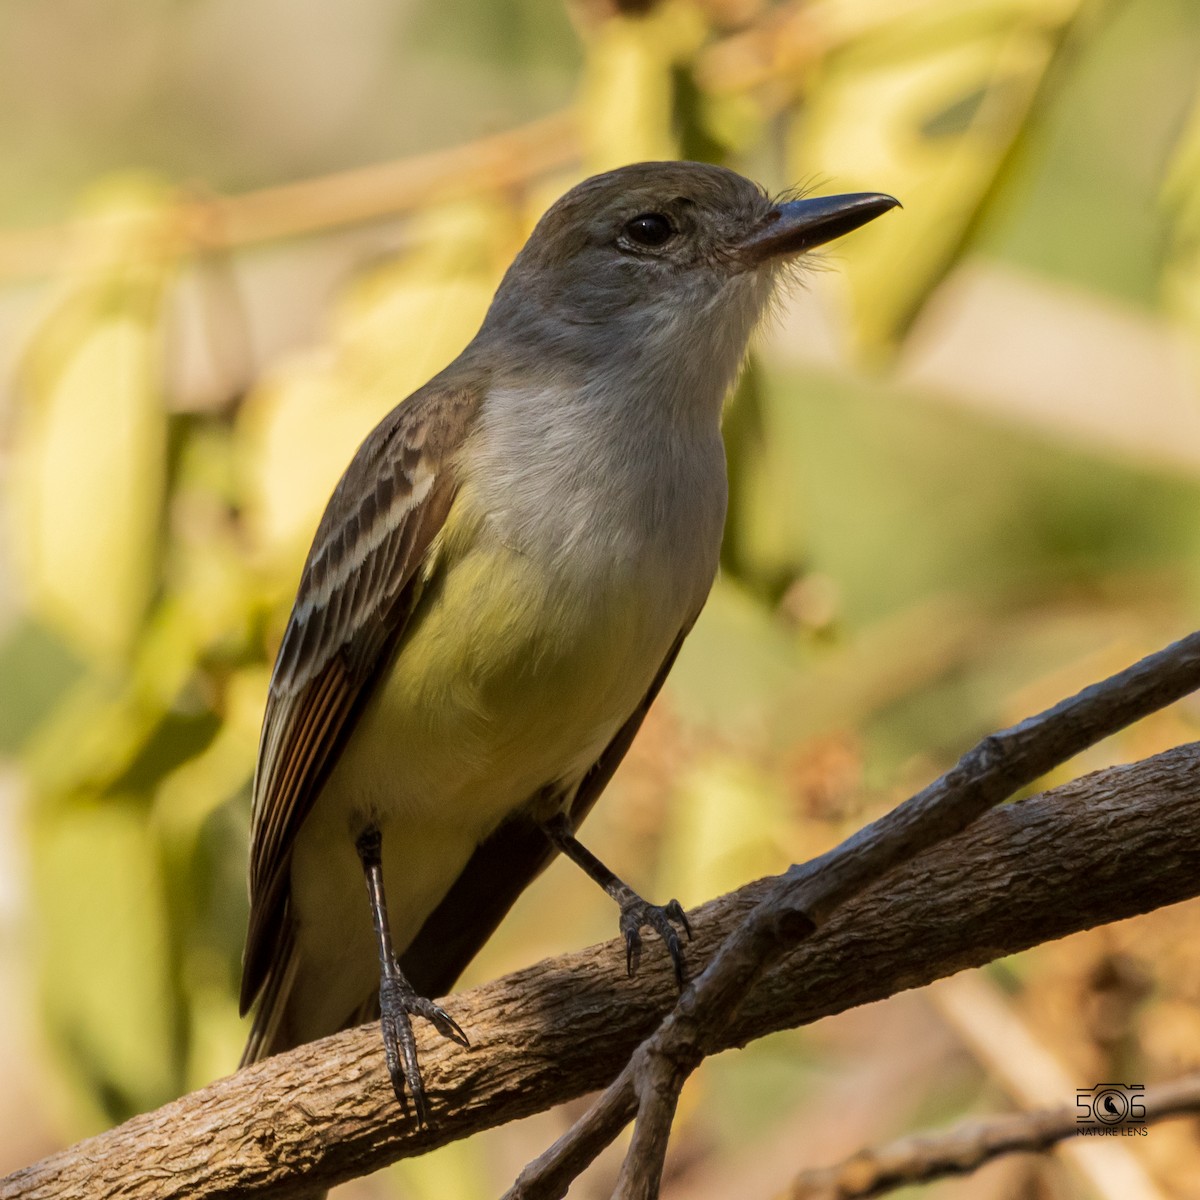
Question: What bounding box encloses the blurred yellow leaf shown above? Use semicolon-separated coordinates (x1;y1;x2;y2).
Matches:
32;798;179;1124
154;668;264;854
659;755;791;901
236;200;512;579
1162;88;1200;354
578;1;706;170
152;668;265;1089
669;577;803;735
23;593;224;802
165;425;262;657
698;87;767;156
791;0;1083;357
721;361;810;597
11;176;178;664
393;1141;491;1200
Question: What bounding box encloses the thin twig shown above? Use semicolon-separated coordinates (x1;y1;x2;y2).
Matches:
0;113;580;283
505;630;1200;1200
930;974;1165;1200
6;742;1200;1198
786;1072;1200;1200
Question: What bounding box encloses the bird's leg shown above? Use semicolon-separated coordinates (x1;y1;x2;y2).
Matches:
541;812;692;988
355;825;468;1124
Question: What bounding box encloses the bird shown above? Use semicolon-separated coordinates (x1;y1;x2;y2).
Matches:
238;160;898;1120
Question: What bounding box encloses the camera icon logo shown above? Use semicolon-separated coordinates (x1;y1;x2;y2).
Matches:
1076;1084;1146;1125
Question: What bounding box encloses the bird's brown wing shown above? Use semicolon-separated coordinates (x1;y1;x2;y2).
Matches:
398;620;697;1000
239;378;482;1034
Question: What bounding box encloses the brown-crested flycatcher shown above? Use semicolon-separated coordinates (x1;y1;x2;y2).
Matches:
239;161;898;1120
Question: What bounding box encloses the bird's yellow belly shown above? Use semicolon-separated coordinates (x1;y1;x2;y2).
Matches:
286;524;693;1012
330;528;684;834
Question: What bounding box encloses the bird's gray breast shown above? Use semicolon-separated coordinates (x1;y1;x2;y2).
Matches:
464;379;728;616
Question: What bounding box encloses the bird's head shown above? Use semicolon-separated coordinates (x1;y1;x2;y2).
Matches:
477;161;898;399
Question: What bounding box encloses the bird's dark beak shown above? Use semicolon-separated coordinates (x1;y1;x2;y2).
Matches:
737;192;900;267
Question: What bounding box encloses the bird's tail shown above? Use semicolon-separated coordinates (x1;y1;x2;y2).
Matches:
240;936;301;1068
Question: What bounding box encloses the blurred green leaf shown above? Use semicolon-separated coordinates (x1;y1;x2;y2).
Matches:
0;620;84;755
671;577;804;735
411;0;580;75
10;176;178;664
790;0;1084;357
757;364;1200;627
991;0;1200;305
722;358;811;602
32;798;180;1125
22;594;230;803
1163;80;1200;352
152;668;264;1088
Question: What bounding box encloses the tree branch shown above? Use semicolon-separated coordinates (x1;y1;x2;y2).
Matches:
787;1072;1200;1199
507;630;1200;1200
5;741;1200;1200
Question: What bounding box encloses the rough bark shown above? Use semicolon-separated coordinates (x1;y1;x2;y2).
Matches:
4;743;1200;1200
507;627;1200;1200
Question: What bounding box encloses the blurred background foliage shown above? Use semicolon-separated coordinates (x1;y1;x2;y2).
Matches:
3;0;1200;1197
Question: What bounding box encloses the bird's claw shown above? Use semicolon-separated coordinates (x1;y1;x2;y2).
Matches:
378;971;469;1125
619;896;692;988
415;997;470;1048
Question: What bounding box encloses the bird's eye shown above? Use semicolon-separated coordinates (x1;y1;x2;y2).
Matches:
624;213;674;247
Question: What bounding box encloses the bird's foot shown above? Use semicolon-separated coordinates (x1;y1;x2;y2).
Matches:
378;972;469;1124
619;895;692;988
